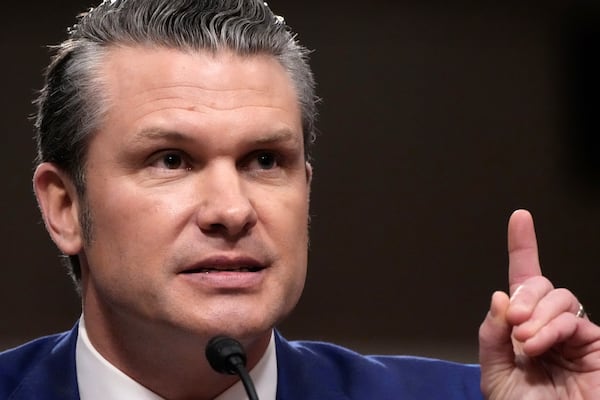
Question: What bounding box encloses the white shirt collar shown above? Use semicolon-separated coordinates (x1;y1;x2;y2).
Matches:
76;317;277;399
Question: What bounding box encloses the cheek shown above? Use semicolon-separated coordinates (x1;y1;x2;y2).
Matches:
83;189;189;274
259;187;309;240
89;184;190;236
260;189;310;277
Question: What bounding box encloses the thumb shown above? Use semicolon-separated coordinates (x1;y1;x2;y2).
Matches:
479;291;514;394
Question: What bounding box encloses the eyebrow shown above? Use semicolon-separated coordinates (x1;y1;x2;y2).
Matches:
131;128;192;144
252;129;299;146
130;127;301;146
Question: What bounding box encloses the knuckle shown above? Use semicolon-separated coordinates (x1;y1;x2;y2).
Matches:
553;287;573;298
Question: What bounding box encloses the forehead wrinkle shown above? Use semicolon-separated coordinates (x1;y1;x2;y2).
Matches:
126;81;273;100
124;87;290;115
130;102;296;119
132;83;267;97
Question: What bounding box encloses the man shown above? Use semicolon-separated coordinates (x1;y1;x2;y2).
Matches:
1;0;599;399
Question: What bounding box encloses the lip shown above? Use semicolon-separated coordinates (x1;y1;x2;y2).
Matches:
177;255;267;290
178;255;266;274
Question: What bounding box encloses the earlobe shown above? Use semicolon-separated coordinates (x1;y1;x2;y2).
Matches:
33;163;83;256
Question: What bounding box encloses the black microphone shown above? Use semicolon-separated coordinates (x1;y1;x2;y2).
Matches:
205;335;259;400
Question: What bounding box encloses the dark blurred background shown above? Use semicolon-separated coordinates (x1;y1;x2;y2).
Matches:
1;1;599;362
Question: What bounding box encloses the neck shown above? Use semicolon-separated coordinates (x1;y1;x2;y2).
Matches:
81;303;271;399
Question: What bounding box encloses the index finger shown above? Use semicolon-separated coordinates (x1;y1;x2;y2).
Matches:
507;209;542;295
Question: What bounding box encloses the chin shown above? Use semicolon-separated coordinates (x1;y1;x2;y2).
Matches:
225;304;296;340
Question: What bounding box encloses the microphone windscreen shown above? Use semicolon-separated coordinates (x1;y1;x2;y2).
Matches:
205;335;247;375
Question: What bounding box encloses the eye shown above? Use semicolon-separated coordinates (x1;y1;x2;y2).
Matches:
162;153;183;169
150;151;189;170
254;152;277;170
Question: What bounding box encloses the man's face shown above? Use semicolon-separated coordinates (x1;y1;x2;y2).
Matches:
78;47;310;343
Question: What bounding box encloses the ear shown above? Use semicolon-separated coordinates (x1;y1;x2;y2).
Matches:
33;163;84;256
305;161;313;185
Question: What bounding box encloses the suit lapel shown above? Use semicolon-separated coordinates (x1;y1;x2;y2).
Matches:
274;331;348;400
9;324;79;400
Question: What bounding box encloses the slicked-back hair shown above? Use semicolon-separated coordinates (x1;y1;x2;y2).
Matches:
34;0;317;284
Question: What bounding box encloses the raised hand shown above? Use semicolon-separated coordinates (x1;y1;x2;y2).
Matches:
479;209;600;399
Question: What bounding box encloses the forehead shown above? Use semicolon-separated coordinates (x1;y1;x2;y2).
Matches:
90;45;303;150
98;45;298;107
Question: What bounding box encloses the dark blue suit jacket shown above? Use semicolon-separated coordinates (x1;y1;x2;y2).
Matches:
0;324;483;399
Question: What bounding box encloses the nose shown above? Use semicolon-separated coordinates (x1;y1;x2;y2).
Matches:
195;163;258;239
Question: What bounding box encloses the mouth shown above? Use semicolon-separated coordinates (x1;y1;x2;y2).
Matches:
178;255;268;275
177;256;268;289
182;265;265;274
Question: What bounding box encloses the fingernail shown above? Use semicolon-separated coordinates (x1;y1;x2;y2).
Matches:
490;292;502;318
